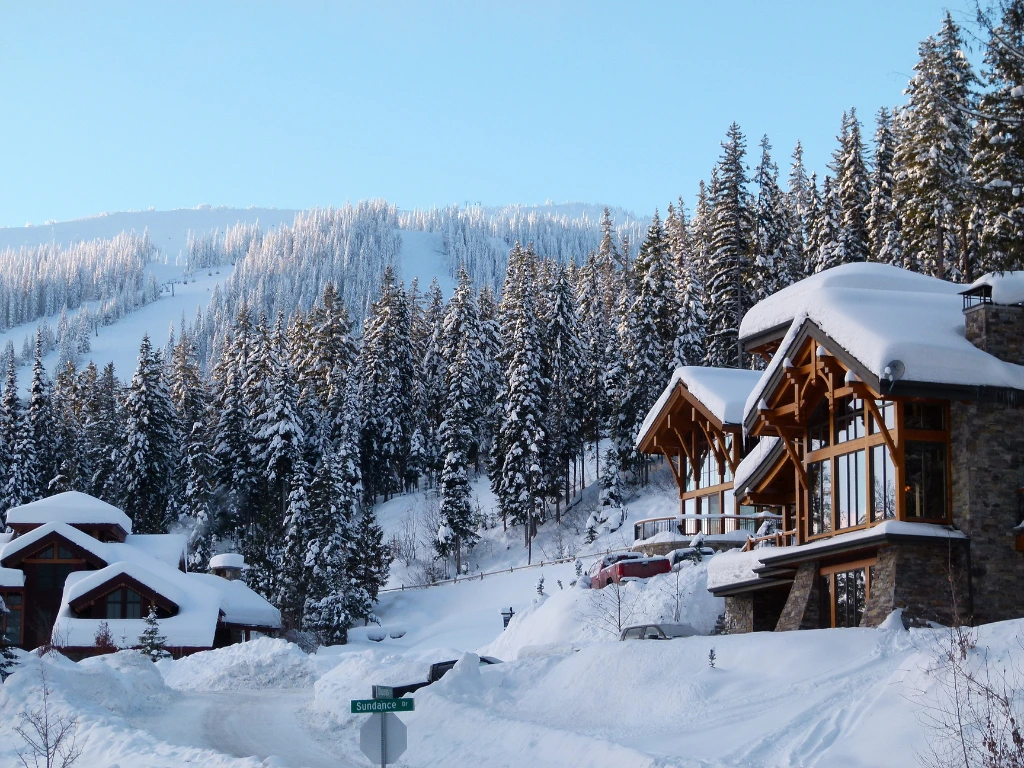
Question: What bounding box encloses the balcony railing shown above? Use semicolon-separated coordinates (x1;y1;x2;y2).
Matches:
633;513;783;542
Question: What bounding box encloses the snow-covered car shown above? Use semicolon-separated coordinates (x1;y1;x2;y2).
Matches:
592;555;671;588
666;546;716;569
619;622;699;641
587;551;644;579
390;655;502;697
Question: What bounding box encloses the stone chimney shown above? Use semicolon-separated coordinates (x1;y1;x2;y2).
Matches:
209;553;245;581
963;300;1024;366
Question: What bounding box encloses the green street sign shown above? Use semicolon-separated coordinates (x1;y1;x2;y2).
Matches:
352;698;415;714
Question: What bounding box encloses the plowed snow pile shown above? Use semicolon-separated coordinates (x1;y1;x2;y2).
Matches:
158;636;320;691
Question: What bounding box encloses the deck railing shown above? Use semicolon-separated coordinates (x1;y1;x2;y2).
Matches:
633;513;783;542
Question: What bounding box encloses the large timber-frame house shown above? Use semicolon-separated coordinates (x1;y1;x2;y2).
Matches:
637;262;1024;632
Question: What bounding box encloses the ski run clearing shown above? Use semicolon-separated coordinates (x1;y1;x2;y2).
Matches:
1;474;1017;768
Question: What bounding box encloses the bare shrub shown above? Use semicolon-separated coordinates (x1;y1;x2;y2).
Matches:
16;665;82;768
93;622;116;655
586;580;641;637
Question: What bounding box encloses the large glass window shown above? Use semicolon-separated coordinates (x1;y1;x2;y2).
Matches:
871;444;896;521
834;397;865;444
809;459;832;535
871;400;895;433
698;445;720;488
36;563;75;590
836;450;866;528
905;441;948;519
834;568;867;628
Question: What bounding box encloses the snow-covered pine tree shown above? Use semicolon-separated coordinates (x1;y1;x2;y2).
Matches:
418;278;448;487
971;2;1024;273
0;595;15;681
541;264;584;513
812;176;843;272
896;12;977;279
437;266;482;572
49;361;84;494
832;109;871;265
496;244;546;551
119;334;178;534
137;605;171;661
27;330;57;499
359;266;416;501
704;123;754;368
0;357;19;520
575;251;611;471
169;330;216;570
751;135;798;307
278;453;312;628
81;362;122;503
786;141;812;261
672;256;707;368
475;285;503;475
867;107;898;262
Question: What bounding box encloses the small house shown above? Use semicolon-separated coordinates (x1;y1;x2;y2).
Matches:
0;491;280;655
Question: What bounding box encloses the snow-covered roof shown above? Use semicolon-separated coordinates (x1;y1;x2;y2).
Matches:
124;534;186;569
0;521;111;566
637;366;764;447
706;548;766;592
739;263;960;342
965;271;1024;305
740;263;1024;425
0;566;25;588
732;437;782;495
0;532;13;546
209;553;246;570
188;573;282;627
5;491;133;533
65;562;188;609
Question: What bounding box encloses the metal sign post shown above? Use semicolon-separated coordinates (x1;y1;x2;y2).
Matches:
354;696;413;765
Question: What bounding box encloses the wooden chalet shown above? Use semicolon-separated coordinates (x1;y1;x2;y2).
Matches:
641;263;1024;633
0;491;279;656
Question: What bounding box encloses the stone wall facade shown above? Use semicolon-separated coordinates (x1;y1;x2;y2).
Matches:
775;562;823;631
950;398;1024;625
964;303;1024;366
724;594;753;634
862;542;970;628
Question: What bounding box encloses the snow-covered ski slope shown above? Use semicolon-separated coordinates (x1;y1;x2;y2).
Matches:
0;207;456;381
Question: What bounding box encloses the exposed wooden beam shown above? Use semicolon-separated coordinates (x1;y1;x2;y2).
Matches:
659;447;684;493
779;436;808;489
860;392;898;458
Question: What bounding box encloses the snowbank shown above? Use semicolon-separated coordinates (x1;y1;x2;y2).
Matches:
706;548;765;592
158;637;319;691
480;561;724;660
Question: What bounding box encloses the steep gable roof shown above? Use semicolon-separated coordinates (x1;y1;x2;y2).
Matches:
0;522;111;568
5;491;133;533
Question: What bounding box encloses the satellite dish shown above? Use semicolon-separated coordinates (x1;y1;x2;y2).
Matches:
883;360;905;386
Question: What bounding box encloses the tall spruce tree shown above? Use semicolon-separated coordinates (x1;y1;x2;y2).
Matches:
868;107;898;262
704;123;754;368
119;335;178;534
751;135;799;306
896;13;977;278
832;109;871;265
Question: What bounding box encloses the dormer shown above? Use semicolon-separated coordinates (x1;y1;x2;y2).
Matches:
5;492;132;543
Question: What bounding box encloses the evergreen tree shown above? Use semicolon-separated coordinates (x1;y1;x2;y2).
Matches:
704;123;754;367
813;176;844;272
278;454;312;627
81;362;122;503
119;335;178;534
495;244;546;551
751;135;798;306
27;331;57;498
971;1;1024;273
868;107;898;262
137;605;171;661
0;358;19;520
0;595;16;681
672;257;707;368
786;141;812;260
832;109;871;265
895;13;977;279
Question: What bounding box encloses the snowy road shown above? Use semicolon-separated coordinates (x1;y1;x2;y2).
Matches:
132;688;355;768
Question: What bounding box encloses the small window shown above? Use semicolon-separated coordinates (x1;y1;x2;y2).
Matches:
2;605;21;644
904;402;946;431
57;546;75;559
35;546;54;560
4;593;22;606
126;589;142;619
623;628;642;640
106;590;121;619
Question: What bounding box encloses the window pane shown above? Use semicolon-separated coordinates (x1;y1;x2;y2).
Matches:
871;400;895;432
4;593;22;606
3;609;20;644
835;397;865;444
126;590;142;620
35;546;54;559
57;546;75;559
834;569;866;628
904;441;948;519
809;460;832;535
723;488;735;515
106;590;122;619
837;450;866;529
904;402;946;431
871;445;896;521
808;400;830;451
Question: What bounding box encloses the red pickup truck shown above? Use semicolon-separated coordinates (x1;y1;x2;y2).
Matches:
592;556;671;589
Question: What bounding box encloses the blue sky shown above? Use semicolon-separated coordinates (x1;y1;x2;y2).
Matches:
0;1;966;228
